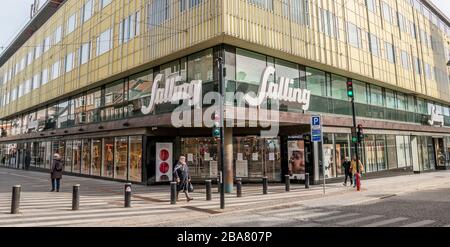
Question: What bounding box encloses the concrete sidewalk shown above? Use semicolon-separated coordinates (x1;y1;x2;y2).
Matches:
0;167;449;226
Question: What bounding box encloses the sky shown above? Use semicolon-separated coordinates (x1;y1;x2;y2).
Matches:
0;0;450;52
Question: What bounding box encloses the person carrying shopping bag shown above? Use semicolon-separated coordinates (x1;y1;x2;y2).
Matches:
173;155;194;202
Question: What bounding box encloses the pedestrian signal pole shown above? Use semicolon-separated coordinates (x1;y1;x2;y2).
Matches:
347;79;360;174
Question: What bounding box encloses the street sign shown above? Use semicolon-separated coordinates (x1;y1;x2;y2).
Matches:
311;116;322;142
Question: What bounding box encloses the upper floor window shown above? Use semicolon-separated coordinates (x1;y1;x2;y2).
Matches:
32;73;41;89
27;50;34;65
96;28;112;56
35;42;43;59
369;34;380;56
80;42;91;65
119;11;141;44
82;0;93;22
366;0;377;13
67;13;77;35
401;50;410;70
347;22;361;48
41;68;49;85
100;0;112;9
43;36;51;52
319;8;338;38
148;0;170;27
290;0;310;26
385;42;395;63
65;52;74;72
247;0;273;10
382;1;392;24
51;60;61;80
54;26;62;44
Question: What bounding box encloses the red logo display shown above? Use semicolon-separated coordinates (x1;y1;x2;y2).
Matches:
159;162;169;173
159;149;169;161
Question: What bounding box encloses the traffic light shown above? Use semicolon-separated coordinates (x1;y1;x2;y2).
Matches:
357;124;364;143
351;127;357;143
347;79;354;98
212;113;221;138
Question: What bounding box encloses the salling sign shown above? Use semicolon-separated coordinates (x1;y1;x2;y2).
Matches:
140;66;311;115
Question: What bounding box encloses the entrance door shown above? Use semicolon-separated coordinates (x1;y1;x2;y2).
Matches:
434;138;445;169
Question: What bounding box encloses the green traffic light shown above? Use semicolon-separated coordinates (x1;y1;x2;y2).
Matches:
347;91;354;97
351;136;357;143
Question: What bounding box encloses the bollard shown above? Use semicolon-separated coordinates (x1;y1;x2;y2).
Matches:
205;180;212;201
72;184;80;211
217;177;221;193
285;175;290;192
11;185;21;214
262;176;268;195
124;183;132;208
236;178;242;197
170;182;177;204
305;173;310;189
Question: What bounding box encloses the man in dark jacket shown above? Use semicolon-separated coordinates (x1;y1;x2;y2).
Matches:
173;155;193;202
24;150;31;170
342;157;352;186
51;153;63;192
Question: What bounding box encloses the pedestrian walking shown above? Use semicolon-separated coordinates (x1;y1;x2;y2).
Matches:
342;157;352;186
50;153;63;192
173;155;194;202
350;156;364;188
24;150;31;170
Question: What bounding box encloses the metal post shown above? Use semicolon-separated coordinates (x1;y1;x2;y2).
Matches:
217;176;221;193
285;175;290;191
72;184;80;211
236;178;242;197
262;176;268;194
11;185;21;214
217;56;225;209
124;183;131;208
170;182;177;204
351;98;360;173
305;173;310;189
205;180;212;201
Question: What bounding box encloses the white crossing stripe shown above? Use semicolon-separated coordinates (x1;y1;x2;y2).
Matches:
293;211;341;220
442;224;450;227
315;213;360;222
362;217;408;227
337;215;384;226
401;220;435;227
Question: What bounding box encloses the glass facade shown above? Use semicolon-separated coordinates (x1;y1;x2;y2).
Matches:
0;136;143;182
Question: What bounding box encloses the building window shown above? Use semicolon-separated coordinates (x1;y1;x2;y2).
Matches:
290;0;310;26
54;26;62;44
24;79;31;94
366;0;377;13
91;139;102;176
100;0;112;9
401;50;410;70
414;57;421;75
319;8;338;38
103;81;125;121
32;73;41;89
385;42;395;63
369;85;384;107
119;11;140;44
82;0;93;23
65;52;74;72
235;48;269;94
187;49;214;82
247;0;273;10
96;28;112;56
27;50;34;65
129;136;142;182
369;34;380;57
382;1;392;24
347;22;360;48
86;89;102;123
66;13;77;35
80;42;91;65
57;100;69;128
148;0;170;27
81;139;90;175
51;61;60;80
43;36;51;52
306;67;326;97
41;68;49;85
114;137;128;180
35;42;43;59
103;137;114;178
385;89;396;109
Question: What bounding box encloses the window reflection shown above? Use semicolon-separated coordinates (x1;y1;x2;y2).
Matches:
103;137;114;178
114;137;128;180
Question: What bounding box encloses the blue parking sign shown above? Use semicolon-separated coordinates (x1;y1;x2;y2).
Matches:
311;116;322;142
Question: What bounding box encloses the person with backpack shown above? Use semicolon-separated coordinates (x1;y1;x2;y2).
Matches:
173;155;194;202
50;153;63;192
